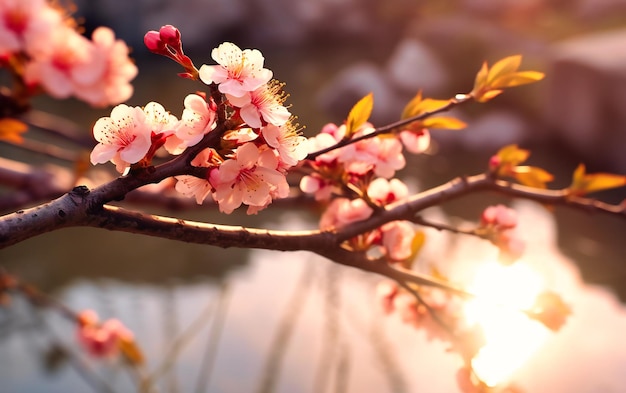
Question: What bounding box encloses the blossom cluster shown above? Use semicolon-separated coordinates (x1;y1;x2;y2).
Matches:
299;121;429;263
0;0;137;106
76;310;134;358
479;204;525;264
91;36;307;214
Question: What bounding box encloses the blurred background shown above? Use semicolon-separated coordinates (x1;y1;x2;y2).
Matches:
1;0;626;392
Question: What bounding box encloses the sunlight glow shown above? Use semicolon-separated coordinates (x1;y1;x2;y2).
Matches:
464;261;550;387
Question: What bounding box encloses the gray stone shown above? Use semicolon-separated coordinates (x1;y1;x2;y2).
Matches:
433;111;528;151
385;39;448;95
316;62;399;124
545;29;626;170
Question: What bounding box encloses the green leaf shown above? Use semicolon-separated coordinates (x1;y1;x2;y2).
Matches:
346;92;374;136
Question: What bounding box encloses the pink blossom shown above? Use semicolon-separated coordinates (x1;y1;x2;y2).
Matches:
305;132;342;164
174;148;215;204
299;175;336;201
175;176;212;204
399;128;430;154
367;178;409;205
381;220;416;261
371;137;406;178
199;42;272;97
165;94;216;154
481;204;517;230
319;197;374;230
73;27;138;107
337;126;406;178
210;142;286;214
376;280;399;314
76;310;133;358
261;123;307;167
392;292;420;326
480;205;524;264
90;104;152;173
227;81;290;128
24;25;102;100
0;0;62;56
143;101;179;135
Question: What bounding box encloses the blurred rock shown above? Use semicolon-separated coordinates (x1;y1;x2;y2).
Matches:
385;39;448;95
316;62;399;124
433;111;528;151
577;0;626;20
73;0;410;49
545;29;626;170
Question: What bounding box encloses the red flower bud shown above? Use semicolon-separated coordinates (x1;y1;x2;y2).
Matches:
159;25;181;47
144;30;165;53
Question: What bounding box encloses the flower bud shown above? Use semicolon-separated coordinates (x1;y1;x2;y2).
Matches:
144;30;165;53
159;25;181;47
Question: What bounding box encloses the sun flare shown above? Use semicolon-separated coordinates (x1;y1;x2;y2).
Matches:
464;261;550;387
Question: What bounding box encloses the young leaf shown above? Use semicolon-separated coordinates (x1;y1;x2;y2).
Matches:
527;291;571;332
487;55;522;85
471;55;544;103
345;92;374;136
472;61;489;96
0;118;28;143
119;337;144;365
401;91;423;119
401;93;450;119
569;163;626;196
491;70;545;89
495;144;530;168
513;166;554;189
422;116;467;130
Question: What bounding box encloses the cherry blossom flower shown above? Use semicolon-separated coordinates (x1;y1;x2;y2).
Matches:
481;204;518;230
371;137;406;178
76;310;133;358
381;220;416;261
175;148;215;204
73;27;138;107
261;122;307;167
399;128;430;154
210;142;287;214
226;80;290;128
376;280;399;314
90;104;152;173
199;42;272;97
480;205;525;264
0;0;62;56
319;197;374;230
367;178;409;206
165;94;216;154
337;125;406;178
299;175;336;201
24;25;101;100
